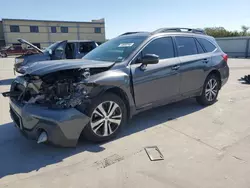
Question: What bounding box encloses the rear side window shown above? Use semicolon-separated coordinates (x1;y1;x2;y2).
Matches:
79;42;96;53
142;37;174;59
175;37;197;56
197;38;217;52
12;44;22;50
195;39;205;54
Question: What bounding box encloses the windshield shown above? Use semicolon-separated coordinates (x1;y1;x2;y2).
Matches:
43;42;60;53
83;35;147;62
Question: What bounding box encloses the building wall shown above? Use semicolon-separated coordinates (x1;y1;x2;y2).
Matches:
216;37;250;58
0;21;4;39
2;18;105;48
0;21;5;47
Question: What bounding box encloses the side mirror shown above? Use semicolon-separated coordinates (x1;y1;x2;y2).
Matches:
48;49;53;55
140;54;159;65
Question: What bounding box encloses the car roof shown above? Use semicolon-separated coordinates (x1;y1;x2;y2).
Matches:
119;32;151;37
67;40;96;43
153;32;214;39
119;31;213;39
119;29;213;40
117;30;217;48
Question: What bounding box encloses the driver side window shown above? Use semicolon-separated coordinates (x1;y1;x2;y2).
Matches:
142;37;175;60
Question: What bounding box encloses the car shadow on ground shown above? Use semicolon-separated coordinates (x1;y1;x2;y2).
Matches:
0;78;14;86
0;98;205;179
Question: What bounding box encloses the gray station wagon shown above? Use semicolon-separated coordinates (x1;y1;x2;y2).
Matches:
3;28;229;147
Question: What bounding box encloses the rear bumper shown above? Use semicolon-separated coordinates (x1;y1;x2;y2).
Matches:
219;65;229;88
221;77;228;87
9;99;90;147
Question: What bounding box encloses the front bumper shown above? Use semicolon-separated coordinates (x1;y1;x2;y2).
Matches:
9;99;90;147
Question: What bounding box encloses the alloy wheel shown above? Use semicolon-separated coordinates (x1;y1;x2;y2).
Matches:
90;101;122;137
205;78;218;101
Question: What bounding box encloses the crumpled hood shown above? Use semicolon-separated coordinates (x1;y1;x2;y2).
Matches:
24;59;115;76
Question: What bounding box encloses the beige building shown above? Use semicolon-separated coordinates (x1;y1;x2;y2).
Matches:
0;18;106;48
0;21;4;47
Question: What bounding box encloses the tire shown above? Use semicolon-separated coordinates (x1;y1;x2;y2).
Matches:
82;93;127;142
196;74;220;106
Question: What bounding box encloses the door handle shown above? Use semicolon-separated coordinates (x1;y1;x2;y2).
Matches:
202;59;209;63
171;65;180;70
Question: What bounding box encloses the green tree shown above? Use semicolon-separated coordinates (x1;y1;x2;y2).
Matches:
204;27;250;37
204;27;231;37
241;25;249;36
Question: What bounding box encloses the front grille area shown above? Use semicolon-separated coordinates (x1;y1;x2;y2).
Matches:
10;107;21;128
15;83;25;92
11;82;32;102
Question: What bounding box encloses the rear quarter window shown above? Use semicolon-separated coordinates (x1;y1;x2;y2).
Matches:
197;38;217;52
195;39;205;54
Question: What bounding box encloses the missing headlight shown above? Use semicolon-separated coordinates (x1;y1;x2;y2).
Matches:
15;58;24;65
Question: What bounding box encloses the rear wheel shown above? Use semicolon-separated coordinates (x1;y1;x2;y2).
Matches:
82;93;127;142
196;74;220;106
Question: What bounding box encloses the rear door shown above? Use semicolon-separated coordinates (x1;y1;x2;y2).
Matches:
76;42;97;58
130;37;181;108
175;36;209;96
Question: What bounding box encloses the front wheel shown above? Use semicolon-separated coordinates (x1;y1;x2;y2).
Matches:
196;74;220;106
82;93;127;142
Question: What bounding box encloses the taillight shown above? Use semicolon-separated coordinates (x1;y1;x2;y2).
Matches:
222;54;228;62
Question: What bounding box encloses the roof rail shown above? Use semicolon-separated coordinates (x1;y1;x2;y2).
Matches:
119;32;144;36
152;28;206;35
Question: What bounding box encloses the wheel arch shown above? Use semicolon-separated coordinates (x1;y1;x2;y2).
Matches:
103;86;131;120
207;69;222;89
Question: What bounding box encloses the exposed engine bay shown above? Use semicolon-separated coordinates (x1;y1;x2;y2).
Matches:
7;68;107;109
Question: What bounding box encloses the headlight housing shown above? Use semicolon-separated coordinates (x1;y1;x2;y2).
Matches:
15;58;24;65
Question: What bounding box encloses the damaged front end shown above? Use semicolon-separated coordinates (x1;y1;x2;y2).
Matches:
5;68;95;109
2;67;109;147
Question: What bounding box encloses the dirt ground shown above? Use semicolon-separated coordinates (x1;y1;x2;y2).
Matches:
1;58;250;188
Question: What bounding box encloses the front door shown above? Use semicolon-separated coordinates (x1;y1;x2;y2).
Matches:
130;37;181;108
51;41;67;60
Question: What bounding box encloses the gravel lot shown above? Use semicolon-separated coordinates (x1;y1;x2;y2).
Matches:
1;57;250;188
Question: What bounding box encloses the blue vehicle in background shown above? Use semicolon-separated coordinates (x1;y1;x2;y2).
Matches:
14;38;98;73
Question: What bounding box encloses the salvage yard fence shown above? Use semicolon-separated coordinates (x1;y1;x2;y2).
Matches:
216;37;250;58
